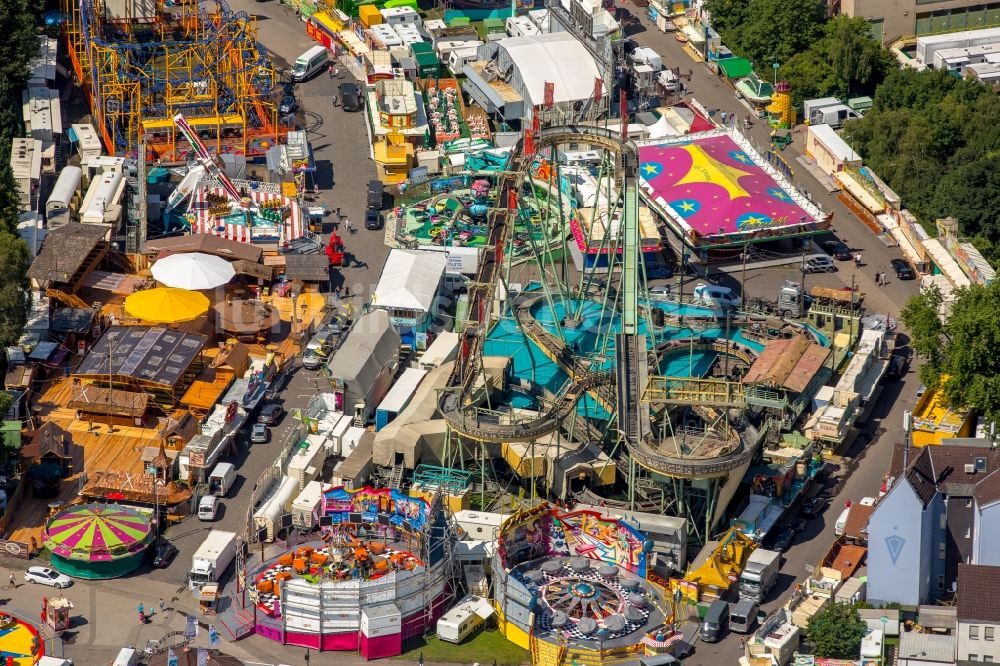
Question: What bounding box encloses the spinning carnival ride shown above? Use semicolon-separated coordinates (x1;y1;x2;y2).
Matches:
166;113;305;246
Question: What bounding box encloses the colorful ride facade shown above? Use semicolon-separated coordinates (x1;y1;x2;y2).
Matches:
249;486;456;657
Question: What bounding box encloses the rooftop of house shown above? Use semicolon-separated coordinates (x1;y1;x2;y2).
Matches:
887;442;1000;507
957;563;1000;623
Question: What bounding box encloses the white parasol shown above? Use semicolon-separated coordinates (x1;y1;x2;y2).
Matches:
151;252;236;290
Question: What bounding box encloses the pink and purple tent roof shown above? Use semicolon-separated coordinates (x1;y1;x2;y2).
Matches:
43;504;154;562
637;135;817;239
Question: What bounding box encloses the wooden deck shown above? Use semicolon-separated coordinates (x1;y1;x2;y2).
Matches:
8;377;180;542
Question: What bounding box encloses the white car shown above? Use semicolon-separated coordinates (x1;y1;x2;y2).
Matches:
25;566;72;588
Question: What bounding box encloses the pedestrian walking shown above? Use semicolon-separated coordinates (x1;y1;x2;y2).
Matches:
328;64;335;79
8;573;15;589
335;207;341;219
343;286;350;298
854;253;863;268
880;271;887;286
720;111;728;125
159;598;165;611
138;602;144;615
875;269;882;285
334;286;341;300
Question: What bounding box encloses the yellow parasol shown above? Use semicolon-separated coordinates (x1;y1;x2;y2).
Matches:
124;287;210;323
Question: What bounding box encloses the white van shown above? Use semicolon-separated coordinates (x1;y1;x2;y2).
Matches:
693;283;741;310
291;45;329;81
442;272;470;295
198;495;220;521
208;462;236;498
834;506;851;536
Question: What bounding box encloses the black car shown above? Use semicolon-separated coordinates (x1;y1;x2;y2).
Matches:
823;240;853;261
152;540;178;568
279;94;297;115
799;497;826;518
891;258;915;280
258;403;284;425
365;209;383;230
887;353;910;379
339;81;362;112
771;528;795;552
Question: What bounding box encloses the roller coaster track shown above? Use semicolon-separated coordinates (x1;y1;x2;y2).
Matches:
438;124;761;477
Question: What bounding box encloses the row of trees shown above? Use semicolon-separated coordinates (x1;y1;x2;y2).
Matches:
902;281;1000;426
844;68;1000;267
0;0;41;412
704;0;893;107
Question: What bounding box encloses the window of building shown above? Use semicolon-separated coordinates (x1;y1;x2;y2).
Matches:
986;627;995;641
940;542;947;559
977;457;987;471
971;656;979;662
985;656;993;663
939;575;946;590
972;626;981;639
867;17;884;41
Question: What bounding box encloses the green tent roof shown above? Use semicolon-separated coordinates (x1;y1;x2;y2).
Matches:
0;421;20;450
718;57;752;79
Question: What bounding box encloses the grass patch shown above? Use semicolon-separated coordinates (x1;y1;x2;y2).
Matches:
396;628;529;665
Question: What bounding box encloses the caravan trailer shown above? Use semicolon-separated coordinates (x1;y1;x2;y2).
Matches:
80;168;125;225
291;480;325;531
506;16;538;37
252;476;299;541
436;595;494;643
45;166;82;230
71;123;102;162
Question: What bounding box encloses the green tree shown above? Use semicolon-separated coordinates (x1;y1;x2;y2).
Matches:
0;0;39;87
900;284;946;385
931;157;1000;241
826;16;894;96
0;231;30;348
706;0;826;66
901;282;1000;423
807;603;867;659
778;49;841;108
0;154;23;236
0;79;23;148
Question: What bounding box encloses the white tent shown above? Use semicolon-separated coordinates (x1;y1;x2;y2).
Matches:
372;249;447;313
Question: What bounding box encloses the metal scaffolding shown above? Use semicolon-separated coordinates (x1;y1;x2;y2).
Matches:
63;0;282;162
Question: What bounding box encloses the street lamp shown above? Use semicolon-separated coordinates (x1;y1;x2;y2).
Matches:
772;62;780;87
880;615;888;664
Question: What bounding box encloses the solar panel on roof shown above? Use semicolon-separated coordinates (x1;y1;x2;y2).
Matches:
75;326;207;387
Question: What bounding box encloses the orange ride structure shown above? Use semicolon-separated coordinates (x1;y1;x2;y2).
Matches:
62;0;283;162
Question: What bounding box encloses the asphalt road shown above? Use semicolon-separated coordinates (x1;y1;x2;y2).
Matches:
616;7;925;663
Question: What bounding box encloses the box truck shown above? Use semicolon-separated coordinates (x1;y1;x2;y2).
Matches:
740;548;781;602
188;530;238;590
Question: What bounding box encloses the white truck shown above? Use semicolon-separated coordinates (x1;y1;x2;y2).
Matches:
188;530;238;590
739;548;781;603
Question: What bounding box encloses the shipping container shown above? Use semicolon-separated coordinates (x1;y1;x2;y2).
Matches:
375;367;427;431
